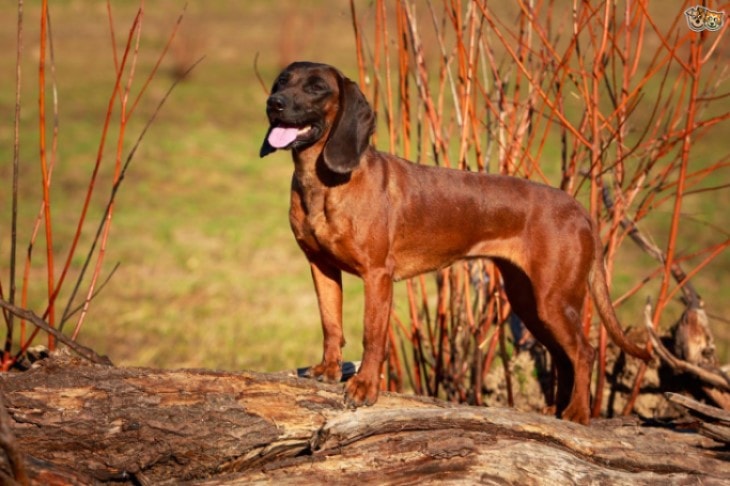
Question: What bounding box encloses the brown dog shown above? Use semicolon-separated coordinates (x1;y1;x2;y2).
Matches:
260;61;650;424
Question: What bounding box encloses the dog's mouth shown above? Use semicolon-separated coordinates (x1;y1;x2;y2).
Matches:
266;123;315;150
260;109;325;157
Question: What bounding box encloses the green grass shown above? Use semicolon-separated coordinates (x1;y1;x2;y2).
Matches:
0;0;367;372
0;1;728;373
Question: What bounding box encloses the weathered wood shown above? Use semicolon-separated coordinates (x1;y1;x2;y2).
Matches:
666;392;730;444
1;354;728;485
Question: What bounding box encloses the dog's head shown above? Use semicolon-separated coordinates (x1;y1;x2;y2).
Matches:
685;6;706;31
703;10;724;31
259;62;375;174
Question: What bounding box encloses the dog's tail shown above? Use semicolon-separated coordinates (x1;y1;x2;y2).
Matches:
588;236;652;362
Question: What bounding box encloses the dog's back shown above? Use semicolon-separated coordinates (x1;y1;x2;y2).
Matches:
363;152;592;281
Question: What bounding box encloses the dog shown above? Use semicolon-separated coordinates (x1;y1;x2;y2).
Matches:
260;61;651;424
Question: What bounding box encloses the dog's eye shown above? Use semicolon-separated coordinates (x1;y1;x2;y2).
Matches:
305;77;330;95
273;73;291;91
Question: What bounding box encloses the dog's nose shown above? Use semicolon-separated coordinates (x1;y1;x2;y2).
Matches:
267;94;287;112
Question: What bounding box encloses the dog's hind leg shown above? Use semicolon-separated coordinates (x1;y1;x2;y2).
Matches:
538;300;595;424
495;258;595;424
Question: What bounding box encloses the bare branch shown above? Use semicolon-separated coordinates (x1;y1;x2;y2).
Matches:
643;300;729;392
0;299;111;366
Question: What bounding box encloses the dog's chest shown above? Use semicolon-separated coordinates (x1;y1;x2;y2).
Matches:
289;186;348;256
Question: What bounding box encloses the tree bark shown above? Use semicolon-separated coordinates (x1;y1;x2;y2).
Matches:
1;354;728;485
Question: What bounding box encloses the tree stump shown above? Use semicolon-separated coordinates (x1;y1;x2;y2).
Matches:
1;354;728;485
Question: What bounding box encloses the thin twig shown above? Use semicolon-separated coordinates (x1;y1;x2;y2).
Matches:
17;4;62;357
128;3;187;117
55;7;143;331
5;0;25;370
61;263;120;327
66;55;204;339
253;52;268;94
0;299;112;366
602;184;701;307
73;5;145;339
38;0;56;349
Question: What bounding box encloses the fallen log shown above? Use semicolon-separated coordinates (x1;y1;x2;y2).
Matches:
1;354;728;485
665;392;730;444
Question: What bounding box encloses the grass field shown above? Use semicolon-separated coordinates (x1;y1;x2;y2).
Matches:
0;1;728;372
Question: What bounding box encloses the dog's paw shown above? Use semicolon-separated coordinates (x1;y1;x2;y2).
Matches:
344;374;379;408
560;402;590;425
304;360;342;383
541;405;557;416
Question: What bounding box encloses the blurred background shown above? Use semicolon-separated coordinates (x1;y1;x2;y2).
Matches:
0;1;378;372
0;0;728;379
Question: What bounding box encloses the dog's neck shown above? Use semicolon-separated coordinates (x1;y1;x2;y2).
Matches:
292;145;352;191
292;146;319;187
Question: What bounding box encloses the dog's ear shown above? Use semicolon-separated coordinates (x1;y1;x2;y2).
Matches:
260;128;276;158
323;76;374;174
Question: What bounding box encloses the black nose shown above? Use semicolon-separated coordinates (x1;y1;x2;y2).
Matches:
267;94;287;112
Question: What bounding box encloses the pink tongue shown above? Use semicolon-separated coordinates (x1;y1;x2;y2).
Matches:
268;126;299;148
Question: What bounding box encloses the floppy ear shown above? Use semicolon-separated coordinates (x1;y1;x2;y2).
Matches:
323;77;374;174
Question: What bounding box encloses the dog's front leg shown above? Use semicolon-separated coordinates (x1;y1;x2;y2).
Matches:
305;259;345;383
345;269;393;407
